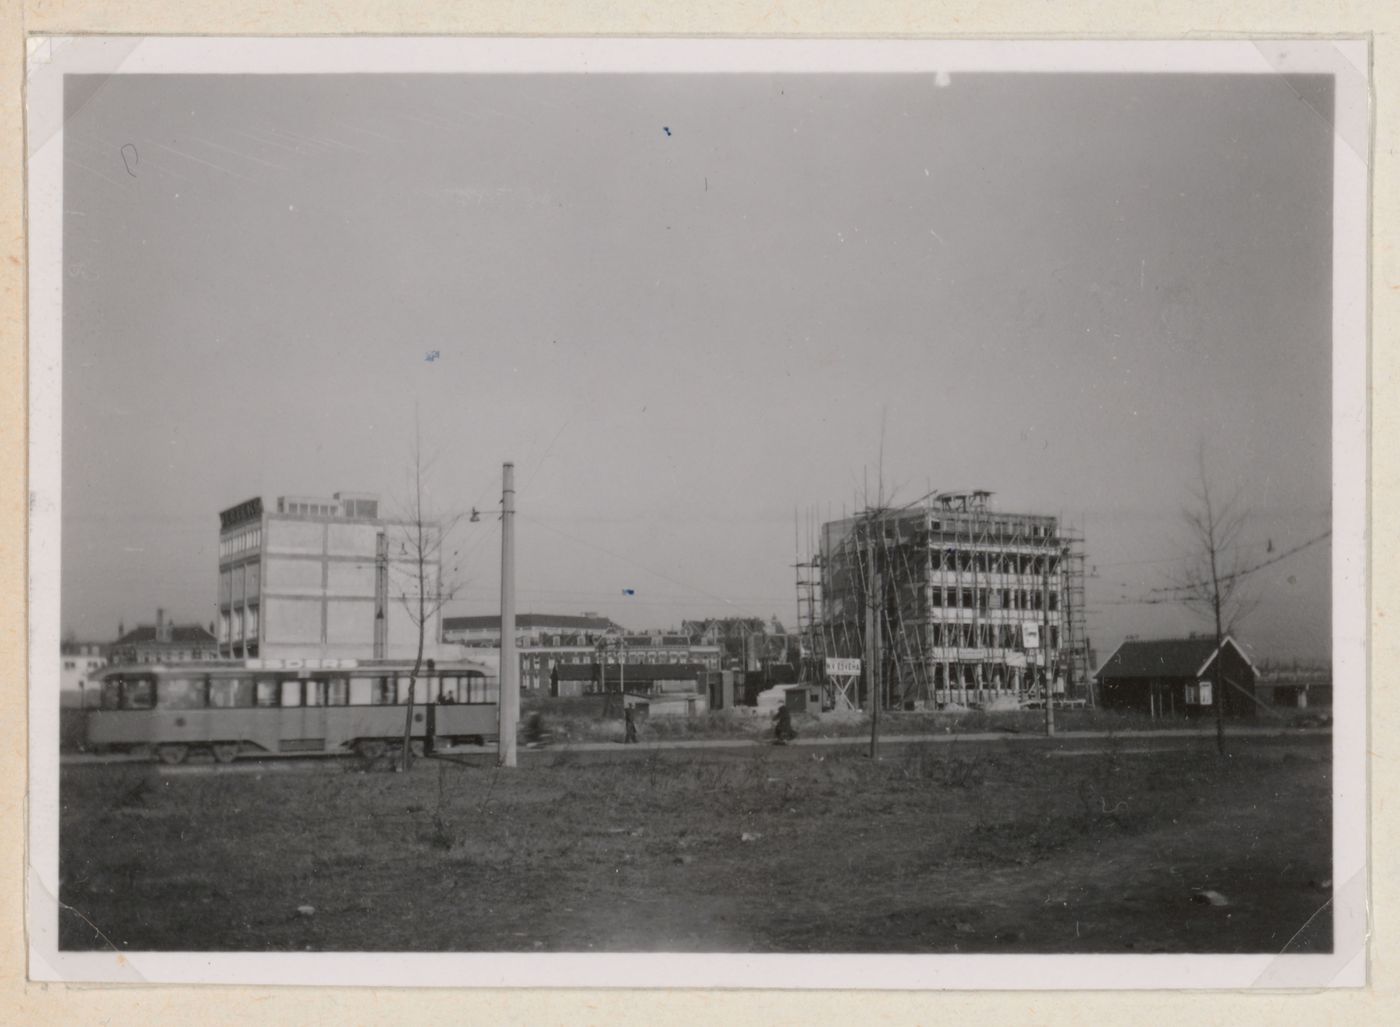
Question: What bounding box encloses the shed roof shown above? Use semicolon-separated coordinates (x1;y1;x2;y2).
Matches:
1095;636;1255;681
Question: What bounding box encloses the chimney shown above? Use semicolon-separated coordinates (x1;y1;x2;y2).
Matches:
156;608;172;644
117;621;124;639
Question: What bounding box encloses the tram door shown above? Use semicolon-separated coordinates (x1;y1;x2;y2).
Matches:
278;674;328;752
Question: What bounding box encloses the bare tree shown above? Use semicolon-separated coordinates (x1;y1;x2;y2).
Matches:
1173;448;1258;754
389;423;464;772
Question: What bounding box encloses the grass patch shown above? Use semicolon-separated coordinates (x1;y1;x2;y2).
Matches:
58;736;1332;954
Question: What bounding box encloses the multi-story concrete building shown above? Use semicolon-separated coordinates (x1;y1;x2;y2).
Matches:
808;491;1089;709
217;492;442;661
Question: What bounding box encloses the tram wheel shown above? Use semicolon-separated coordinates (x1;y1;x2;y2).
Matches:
356;739;387;760
211;742;240;764
156;743;189;766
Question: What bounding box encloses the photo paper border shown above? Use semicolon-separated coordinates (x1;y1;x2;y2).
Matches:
21;34;1370;993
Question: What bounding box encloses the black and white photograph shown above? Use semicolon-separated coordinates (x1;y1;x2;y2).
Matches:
25;37;1368;989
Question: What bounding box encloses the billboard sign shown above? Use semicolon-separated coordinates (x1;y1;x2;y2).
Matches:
825;657;862;676
1022;622;1041;649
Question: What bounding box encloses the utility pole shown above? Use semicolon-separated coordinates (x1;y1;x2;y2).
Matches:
1042;550;1055;737
498;461;518;768
373;530;388;659
1211;572;1225;755
866;512;882;760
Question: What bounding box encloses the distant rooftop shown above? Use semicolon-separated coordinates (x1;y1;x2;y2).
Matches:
443;613;620;633
114;624;218;647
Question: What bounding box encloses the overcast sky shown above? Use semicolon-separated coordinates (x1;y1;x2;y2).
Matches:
59;71;1335;661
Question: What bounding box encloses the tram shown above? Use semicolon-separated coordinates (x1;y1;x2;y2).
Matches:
87;657;499;764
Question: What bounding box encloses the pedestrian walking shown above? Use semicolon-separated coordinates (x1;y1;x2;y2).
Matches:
773;703;796;744
624;706;639;744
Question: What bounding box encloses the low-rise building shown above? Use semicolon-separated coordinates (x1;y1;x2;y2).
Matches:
552;662;709;716
108;611;220;665
1094;635;1259;719
60;641;107;709
442;612;619;647
443;616;722;695
1254;660;1332;710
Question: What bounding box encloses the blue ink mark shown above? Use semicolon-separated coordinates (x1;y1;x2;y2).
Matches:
425;350;440;363
663;127;671;136
622;588;636;596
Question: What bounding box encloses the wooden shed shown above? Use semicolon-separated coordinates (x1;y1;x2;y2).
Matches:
1095;635;1259;719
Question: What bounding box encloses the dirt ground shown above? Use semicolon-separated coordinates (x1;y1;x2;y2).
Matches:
57;734;1332;953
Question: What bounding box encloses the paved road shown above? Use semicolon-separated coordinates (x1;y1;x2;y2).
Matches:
61;725;1330;774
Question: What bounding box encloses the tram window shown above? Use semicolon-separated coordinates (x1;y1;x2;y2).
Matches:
280;680;302;707
396;676;413;703
459;676;498;705
347;677;373;705
371;677;394;705
101;680;123;710
440;675;465;703
255;679;280;708
303;679;326;706
159;677;207;709
210;678;254;708
123;678;155;710
326;678;350;706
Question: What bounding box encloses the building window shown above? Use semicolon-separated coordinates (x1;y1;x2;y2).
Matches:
63;660;75;670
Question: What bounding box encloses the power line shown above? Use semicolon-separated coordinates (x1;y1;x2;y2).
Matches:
1147;530;1331;597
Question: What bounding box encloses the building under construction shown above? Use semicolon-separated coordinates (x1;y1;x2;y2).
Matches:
796;491;1091;710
